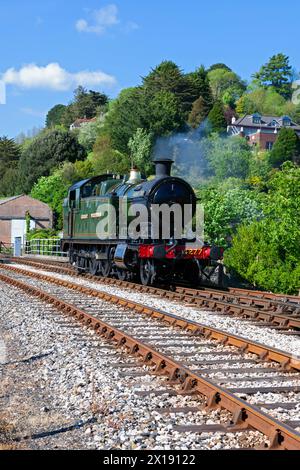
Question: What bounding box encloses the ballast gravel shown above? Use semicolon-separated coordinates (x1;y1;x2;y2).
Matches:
0;281;270;450
10;264;300;358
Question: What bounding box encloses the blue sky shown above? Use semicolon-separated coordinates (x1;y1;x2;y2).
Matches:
0;0;299;138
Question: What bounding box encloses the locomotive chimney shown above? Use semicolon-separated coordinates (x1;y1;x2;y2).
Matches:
153;159;173;178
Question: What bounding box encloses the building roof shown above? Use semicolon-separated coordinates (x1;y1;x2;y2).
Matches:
234;114;300;131
70;117;97;128
0;195;23;206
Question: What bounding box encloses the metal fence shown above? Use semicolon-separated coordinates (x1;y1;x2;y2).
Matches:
0;242;13;256
24;238;68;257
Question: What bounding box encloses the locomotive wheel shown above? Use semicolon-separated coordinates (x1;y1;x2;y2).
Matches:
117;269;127;281
100;248;114;278
100;260;111;277
140;259;156;286
89;259;99;276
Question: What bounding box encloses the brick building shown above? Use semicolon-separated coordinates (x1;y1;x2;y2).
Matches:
227;114;300;150
0;195;53;245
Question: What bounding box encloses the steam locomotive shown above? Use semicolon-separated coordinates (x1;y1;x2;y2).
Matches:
61;159;224;287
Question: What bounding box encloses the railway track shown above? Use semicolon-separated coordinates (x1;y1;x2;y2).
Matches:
0;264;300;449
6;258;300;332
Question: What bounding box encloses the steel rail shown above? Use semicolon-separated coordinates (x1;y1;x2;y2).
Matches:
0;271;300;450
1;263;300;373
5;258;300;331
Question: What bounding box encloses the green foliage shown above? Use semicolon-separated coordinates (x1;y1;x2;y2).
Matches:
77;118;104;152
208;63;232;72
253;53;293;99
207;101;227;134
186;66;213;114
143;61;197;115
207;68;246;103
248;150;272;185
46;104;67;128
26;228;58;241
289;104;300;125
0;136;21;196
30;172;69;229
188;96;209;128
31;160;94;229
105;87;148;154
196;186;263;246
19;129;86;193
92;134;130;175
225;164;300;294
128;128;153;175
204;135;251;180
236;88;287;116
269;128;300;167
149;91;185;135
61;86;108;128
0;136;20;166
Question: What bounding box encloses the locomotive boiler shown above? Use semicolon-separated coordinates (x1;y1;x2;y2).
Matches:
61;159;224;287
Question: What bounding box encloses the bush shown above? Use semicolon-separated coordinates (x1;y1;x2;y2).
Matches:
225;163;300;294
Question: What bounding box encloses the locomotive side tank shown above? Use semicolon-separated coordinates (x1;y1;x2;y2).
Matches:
61;159;223;286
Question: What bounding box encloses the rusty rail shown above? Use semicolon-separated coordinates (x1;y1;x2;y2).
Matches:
0;270;300;450
1;263;300;372
6;258;300;331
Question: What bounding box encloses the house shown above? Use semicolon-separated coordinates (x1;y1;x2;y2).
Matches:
0;195;53;246
70;117;97;131
227;114;300;150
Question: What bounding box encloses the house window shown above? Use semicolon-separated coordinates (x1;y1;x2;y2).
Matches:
282;116;291;126
252;113;262;124
265;142;273;150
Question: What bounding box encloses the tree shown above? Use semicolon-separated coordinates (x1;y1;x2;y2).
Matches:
19;129;86;193
253;53;293;99
236;96;248;115
205;135;251;180
0;167;20;196
46;104;67;128
61;104;77;128
186;66;213;113
143;61;197;115
78;118;104;152
31;160;94;229
225;164;300;294
196;185;263;246
207;101;227;134
61;87;109;128
235;88;287;116
188;96;209;128
149;90;185;136
224;106;237;125
208;63;232;72
104;87;148;154
128;128;153;175
270;128;300;167
0;136;20;167
0;137;21;196
207;68;246;103
290;104;300;125
72;86;108;119
92;134;130;175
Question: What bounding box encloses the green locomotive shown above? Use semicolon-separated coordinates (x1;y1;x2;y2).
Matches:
62;159;223;286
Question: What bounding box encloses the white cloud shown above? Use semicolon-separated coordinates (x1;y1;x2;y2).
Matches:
76;4;119;35
2;63;116;91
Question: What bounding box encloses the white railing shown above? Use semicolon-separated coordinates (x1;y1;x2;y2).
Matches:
24;238;68;257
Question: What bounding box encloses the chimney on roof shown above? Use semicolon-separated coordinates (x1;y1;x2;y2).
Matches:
232;116;236;124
